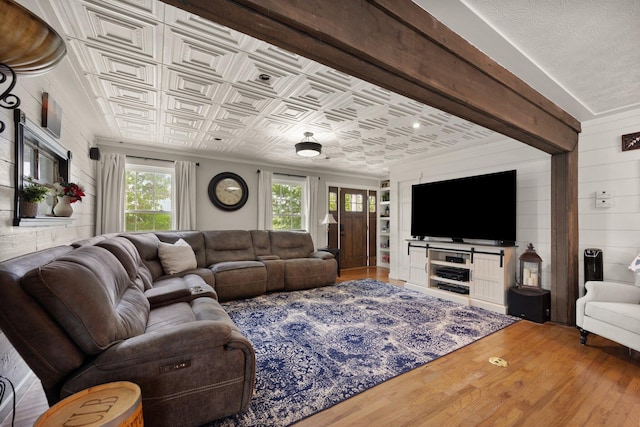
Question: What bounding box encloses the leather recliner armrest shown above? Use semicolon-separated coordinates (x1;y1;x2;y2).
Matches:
61;320;256;427
92;321;248;367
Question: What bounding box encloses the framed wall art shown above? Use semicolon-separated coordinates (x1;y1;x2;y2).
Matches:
622;131;640;152
42;92;62;138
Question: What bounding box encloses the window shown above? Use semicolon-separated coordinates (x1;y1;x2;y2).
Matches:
369;194;376;213
125;164;174;232
18;112;69;186
329;190;337;212
272;176;305;230
23;143;57;183
14;110;70;225
344;193;364;212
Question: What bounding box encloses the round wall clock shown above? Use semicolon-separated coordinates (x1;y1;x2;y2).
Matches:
208;172;249;211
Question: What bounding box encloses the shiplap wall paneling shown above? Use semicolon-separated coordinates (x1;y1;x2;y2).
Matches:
578;107;640;292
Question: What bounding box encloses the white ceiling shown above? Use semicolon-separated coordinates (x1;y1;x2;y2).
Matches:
421;0;640;120
23;0;640;177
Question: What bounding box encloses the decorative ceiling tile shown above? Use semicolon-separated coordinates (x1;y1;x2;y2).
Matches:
406;145;431;155
82;43;158;87
45;0;509;176
222;86;276;114
164;113;203;131
115;116;157;133
72;2;161;59
359;116;390;132
232;76;280;99
251;117;296;136
279;75;344;109
213;106;260;128
109;101;157;122
205;120;246;137
165;7;245;49
163;124;199;139
252;45;305;70
387;128;414;138
164;28;240;76
270;102;315;122
163;67;224;101
410;133;438;143
164;96;211;118
87;0;164;21
95;76;158;107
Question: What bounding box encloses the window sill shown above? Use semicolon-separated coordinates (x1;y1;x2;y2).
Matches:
15;216;75;227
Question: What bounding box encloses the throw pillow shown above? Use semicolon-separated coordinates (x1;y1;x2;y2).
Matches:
158;238;197;275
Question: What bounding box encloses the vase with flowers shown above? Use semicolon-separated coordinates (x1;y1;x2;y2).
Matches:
52;180;85;217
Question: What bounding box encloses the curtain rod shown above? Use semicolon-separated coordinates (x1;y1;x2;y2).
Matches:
257;169;319;179
127;155;199;166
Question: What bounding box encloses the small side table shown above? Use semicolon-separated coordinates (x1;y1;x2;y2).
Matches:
35;381;143;427
319;247;340;277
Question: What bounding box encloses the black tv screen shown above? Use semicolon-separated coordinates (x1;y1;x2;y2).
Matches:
411;170;516;244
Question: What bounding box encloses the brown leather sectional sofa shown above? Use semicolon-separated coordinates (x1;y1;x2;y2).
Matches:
0;229;337;427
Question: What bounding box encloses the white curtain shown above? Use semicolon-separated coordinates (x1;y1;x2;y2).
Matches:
258;170;273;230
304;175;319;246
96;152;125;234
175;161;197;230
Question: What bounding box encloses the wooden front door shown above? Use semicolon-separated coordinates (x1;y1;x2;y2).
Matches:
339;188;368;269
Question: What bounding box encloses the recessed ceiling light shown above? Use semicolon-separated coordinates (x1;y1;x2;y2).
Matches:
412;122;420;129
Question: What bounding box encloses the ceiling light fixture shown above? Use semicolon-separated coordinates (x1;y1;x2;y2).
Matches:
295;131;322;158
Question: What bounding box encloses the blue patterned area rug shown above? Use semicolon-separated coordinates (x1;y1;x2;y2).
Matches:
212;279;518;426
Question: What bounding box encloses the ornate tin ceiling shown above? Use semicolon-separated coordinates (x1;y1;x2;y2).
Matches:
43;0;501;176
33;0;637;176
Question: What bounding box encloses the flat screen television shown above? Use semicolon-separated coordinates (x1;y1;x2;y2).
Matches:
411;170;516;245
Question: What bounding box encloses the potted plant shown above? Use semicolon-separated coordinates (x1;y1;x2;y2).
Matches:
21;178;50;218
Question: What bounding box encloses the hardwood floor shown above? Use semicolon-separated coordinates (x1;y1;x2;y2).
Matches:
3;268;639;426
305;268;640;427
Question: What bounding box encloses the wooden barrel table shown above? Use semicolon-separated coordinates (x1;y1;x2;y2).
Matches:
35;381;143;427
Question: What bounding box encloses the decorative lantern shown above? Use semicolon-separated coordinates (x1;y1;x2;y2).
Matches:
519;243;542;287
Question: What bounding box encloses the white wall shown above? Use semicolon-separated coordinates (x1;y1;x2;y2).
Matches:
0;63;98;262
389;106;640;294
0;60;100;421
389;138;552;288
98;144;379;247
578;107;640;292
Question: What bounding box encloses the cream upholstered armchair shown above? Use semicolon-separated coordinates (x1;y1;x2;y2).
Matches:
576;281;640;352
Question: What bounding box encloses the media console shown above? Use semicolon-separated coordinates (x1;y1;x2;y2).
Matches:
405;240;516;314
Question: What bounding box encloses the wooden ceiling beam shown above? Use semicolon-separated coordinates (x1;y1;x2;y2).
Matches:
162;0;580;154
161;0;580;325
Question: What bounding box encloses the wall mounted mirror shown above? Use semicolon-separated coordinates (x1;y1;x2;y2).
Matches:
13;109;70;225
